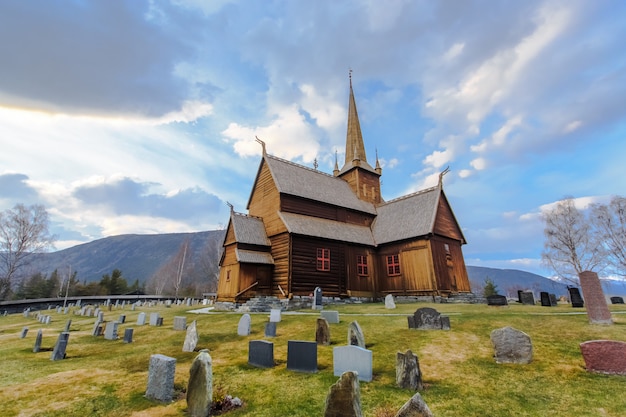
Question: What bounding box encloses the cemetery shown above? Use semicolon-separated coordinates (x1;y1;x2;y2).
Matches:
1;298;626;416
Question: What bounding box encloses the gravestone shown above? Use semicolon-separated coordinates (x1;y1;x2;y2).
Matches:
395;393;434;417
312;286;323;310
237;314;251;336
316;317;331;345
157;317;163;326
248;340;275;368
20;327;29;338
145;354;176;402
23;308;30;318
50;332;70;361
264;321;277;338
518;291;535;305
64;319;72;332
33;329;43;353
97;311;105;322
92;320;103;336
540;292;555;307
149;313;160;326
173;316;187;331
123;328;134;343
408;307;450;330
347;321;365;348
118;314;126;324
287;340;317;373
104;321;119;340
579;271;613;324
333;345;373;382
131;303;136;311
490;326;533;364
568;287;584;307
610;296;624;304
385;294;396;309
549;293;558;306
137;312;146;325
487;295;508;306
323;371;362;417
580;340;626;375
396;349;423;390
269;309;281;322
321;310;340;324
187;350;213;417
183;320;199;352
44;315;51;324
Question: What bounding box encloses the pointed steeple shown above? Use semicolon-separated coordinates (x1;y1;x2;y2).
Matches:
345;72;367;166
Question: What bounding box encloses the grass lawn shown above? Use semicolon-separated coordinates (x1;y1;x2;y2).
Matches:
1;301;625;416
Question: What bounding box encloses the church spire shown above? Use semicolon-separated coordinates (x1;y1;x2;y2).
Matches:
345;70;367;166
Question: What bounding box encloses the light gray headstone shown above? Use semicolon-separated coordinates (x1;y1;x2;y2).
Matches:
149;312;160;326
333;345;373;382
237;314;251;336
173;316;187;331
97;311;105;322
33;329;43;353
104;321;119;340
146;354;176;402
269;309;281;322
323;371;362;417
347;321;365;348
64;319;72;332
490;326;533;364
385;294;396;309
50;332;70;361
183;320;199;352
20;327;29;338
137;312;146;325
92;320;102;336
321;310;340;324
187;350;212;417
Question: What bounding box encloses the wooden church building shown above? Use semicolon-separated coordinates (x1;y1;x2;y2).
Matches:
217;81;471;302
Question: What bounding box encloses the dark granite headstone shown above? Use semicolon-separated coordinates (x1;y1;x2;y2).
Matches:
20;327;29;338
123;328;134;343
287;340;317;373
408;307;450;330
265;322;277;337
518;291;535;305
118;314;126;324
51;332;70;361
549;293;558;306
248;340;275;368
540;292;554;307
63;319;72;332
610;296;624;304
487;295;508;306
313;287;323;310
568;287;584;308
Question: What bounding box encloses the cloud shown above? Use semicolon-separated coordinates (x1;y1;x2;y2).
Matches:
0;173;38;201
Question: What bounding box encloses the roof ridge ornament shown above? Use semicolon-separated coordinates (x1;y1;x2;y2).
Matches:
255;136;266;156
438;166;450;188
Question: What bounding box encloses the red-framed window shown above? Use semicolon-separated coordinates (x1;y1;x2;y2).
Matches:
357;255;368;276
316;248;330;271
386;254;400;276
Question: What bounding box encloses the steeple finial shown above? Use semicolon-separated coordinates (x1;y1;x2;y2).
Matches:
375;148;382;174
333;150;339;176
438;166;450;188
344;73;366;166
226;201;234;213
255;136;266;155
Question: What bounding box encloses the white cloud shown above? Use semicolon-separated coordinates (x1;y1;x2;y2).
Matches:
470;157;487;170
443;42;465;61
563;120;583;133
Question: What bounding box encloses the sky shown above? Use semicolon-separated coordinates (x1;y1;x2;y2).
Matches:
1;0;625;279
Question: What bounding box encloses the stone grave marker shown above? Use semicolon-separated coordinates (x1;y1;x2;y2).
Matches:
92;320;102;336
490;326;533;364
33;329;43;353
347;321;365;348
385;294;396;309
237;314;251;336
149;312;160;326
316;317;331;345
395;393;434;417
23;308;30;318
580;340;626;375
579;271;613;324
269;308;281;322
518;291;535;305
312;286;323;310
323;371;361;417
183;320;199;352
145;354;176;402
50;332;70;361
408;307;450;330
64;319;72;332
104;321;119;340
540;292;555;307
487;295;508;306
248;340;275;368
549;293;558;306
137;312;146;325
44;315;51;324
568;287;584;307
20;327;29;338
156;317;164;326
173;316;187;331
396;349;423;390
131;303;136;311
321;310;340;324
98;311;105;322
187;350;212;417
333;345;372;382
123;328;134;344
287;340;317;373
118;314;126;324
264;321;277;338
610;296;625;304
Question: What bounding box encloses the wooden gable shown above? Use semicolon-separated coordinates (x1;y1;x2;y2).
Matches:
433;191;466;244
247;158;287;237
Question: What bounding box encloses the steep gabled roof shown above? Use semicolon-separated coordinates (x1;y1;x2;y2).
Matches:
253;154;377;215
279;212;375;245
231;212;271;246
235;249;274;264
372;186;441;245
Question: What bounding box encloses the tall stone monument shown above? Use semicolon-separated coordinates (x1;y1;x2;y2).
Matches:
579;271;613;325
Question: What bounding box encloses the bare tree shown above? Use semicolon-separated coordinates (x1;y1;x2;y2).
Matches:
541;198;606;283
0;204;56;299
173;238;189;299
590;196;626;277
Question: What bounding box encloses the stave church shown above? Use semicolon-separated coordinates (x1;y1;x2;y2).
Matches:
216;79;471;302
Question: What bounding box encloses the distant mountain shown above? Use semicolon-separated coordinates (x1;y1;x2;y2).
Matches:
24;230;225;284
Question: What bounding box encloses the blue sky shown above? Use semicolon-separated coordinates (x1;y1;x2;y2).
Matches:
1;0;625;278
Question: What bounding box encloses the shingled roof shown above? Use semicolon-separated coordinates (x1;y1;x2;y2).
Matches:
279;212;375;245
231;212;271;246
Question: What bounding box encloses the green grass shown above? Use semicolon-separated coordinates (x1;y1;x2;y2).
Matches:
1;302;625;416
